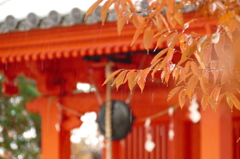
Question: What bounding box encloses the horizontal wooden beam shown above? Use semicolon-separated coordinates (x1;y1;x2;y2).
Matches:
0;12;217;63
27;86;180;124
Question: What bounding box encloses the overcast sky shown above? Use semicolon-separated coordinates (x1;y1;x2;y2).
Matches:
0;0;96;21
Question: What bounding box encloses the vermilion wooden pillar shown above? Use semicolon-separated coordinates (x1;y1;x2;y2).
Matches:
200;105;233;159
59;126;71;159
27;97;71;159
167;108;187;159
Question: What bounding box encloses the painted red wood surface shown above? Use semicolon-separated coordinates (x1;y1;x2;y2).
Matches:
233;118;240;159
0;9;238;159
27;97;72;159
101;108;201;159
0;12;216;64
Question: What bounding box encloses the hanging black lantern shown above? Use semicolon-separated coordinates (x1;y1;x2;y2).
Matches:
96;100;135;140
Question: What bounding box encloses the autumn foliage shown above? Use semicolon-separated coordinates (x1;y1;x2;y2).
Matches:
86;0;240;110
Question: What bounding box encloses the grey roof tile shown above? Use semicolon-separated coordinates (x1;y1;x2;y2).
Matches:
0;7;116;33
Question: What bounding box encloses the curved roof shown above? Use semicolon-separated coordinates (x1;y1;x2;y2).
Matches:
0;12;216;64
0;0;119;33
0;0;95;20
0;0;194;33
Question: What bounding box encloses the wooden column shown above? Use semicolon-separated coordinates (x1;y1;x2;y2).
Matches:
27;97;71;159
41;98;62;159
59;128;71;159
167;108;186;159
200;105;233;159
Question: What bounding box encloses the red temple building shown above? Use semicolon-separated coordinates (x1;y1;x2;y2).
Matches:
0;3;239;159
